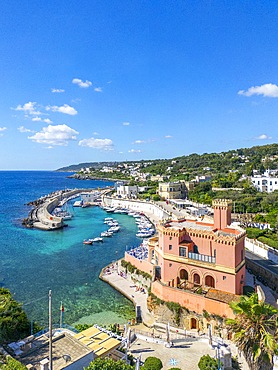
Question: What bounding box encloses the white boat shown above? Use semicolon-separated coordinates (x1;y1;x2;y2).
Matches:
73;200;83;207
108;226;120;232
136;231;153;238
101;231;113;237
92;237;103;242
106;221;119;226
104;217;114;222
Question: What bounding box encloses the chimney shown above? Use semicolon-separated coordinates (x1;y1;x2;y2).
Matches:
212;199;232;229
40;358;49;370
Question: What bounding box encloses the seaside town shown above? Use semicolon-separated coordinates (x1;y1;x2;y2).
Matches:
1;1;278;370
1;145;278;370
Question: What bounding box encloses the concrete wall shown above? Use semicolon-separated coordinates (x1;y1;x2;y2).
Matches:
245;237;278;264
103;196;171;222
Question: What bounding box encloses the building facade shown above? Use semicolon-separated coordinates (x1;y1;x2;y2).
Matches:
158;181;188;200
251;170;278;192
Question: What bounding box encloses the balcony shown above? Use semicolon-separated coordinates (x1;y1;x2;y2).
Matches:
188;252;215;264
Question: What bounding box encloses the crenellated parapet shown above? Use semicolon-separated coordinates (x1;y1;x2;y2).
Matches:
212;199;232;209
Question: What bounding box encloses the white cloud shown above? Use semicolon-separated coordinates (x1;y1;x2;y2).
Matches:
43;118;53;124
94;87;102;93
238;83;278;98
122;122;130;126
72;78;92;88
18;126;34;133
134;140;146;144
46;104;77;115
32;117;53;124
256;134;272;140
51;88;65;93
128;149;142;153
78;137;114;151
28;124;79;146
13;101;42;115
0;127;7;132
165;135;173;139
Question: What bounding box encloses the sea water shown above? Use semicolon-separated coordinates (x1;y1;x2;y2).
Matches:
0;171;140;328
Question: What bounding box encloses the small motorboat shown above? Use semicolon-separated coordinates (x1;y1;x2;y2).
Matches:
100;231;113;237
92;237;103;242
83;239;93;245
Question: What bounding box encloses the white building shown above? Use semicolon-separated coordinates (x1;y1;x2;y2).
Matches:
251;170;278;192
116;185;138;198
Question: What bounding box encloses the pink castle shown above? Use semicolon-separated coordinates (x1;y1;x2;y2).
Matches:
125;199;246;320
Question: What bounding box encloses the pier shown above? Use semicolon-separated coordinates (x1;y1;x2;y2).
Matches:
23;188;106;230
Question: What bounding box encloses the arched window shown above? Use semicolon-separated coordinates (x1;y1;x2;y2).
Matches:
193;273;200;285
205;275;215;288
180;269;188;280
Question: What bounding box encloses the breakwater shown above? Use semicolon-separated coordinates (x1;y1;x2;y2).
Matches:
22;188;102;230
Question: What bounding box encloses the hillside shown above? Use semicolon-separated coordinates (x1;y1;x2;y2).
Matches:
57;143;278;177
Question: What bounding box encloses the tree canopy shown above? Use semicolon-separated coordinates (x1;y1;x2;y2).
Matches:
0;288;30;344
226;293;278;370
84;357;134;370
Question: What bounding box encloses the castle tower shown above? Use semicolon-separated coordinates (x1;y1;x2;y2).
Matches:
213;199;232;230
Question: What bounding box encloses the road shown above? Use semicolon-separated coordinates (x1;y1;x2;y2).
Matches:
246;250;278;277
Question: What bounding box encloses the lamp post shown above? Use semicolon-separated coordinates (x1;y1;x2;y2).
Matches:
49;290;53;370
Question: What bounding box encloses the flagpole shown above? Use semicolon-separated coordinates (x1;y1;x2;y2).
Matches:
60;302;64;328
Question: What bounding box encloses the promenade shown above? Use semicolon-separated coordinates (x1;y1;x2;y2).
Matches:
100;263;155;327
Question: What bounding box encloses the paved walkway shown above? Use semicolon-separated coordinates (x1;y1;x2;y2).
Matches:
100;264;155;327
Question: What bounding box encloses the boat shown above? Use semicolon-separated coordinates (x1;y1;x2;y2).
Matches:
104;217;114;223
83;239;93;245
136;231;153;238
100;231;113;237
73;200;83;207
92;237;103;242
106;221;119;226
108;226;120;232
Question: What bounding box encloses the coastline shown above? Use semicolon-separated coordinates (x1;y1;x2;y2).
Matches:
99;261;155;328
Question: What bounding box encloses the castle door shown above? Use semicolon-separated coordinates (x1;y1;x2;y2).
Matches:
191;318;197;329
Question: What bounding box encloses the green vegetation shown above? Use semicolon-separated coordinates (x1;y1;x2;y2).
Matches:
198;354;219;369
74;323;93;332
246;228;278;248
141;356;163;370
165;302;182;326
0;356;27;370
0;288;30;344
226;293;278;370
84;358;134;370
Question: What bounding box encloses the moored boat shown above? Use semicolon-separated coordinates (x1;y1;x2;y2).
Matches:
83;239;93;245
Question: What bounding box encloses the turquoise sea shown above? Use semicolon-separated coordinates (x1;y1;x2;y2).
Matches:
0;171;140;328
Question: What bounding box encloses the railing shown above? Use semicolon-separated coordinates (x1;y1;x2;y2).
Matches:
188;252;215;264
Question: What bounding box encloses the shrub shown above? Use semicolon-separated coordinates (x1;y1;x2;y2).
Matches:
143;356;163;370
198;354;219;370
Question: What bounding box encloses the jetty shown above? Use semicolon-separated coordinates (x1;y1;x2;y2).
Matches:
22;188;110;231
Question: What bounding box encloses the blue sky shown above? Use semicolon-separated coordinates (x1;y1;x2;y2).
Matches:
0;1;277;170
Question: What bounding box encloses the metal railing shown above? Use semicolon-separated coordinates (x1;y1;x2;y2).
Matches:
188;252;215;264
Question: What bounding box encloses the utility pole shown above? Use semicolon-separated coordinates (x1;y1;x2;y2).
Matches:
49;290;53;370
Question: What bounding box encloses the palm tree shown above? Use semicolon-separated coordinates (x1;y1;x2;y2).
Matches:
226;293;278;370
